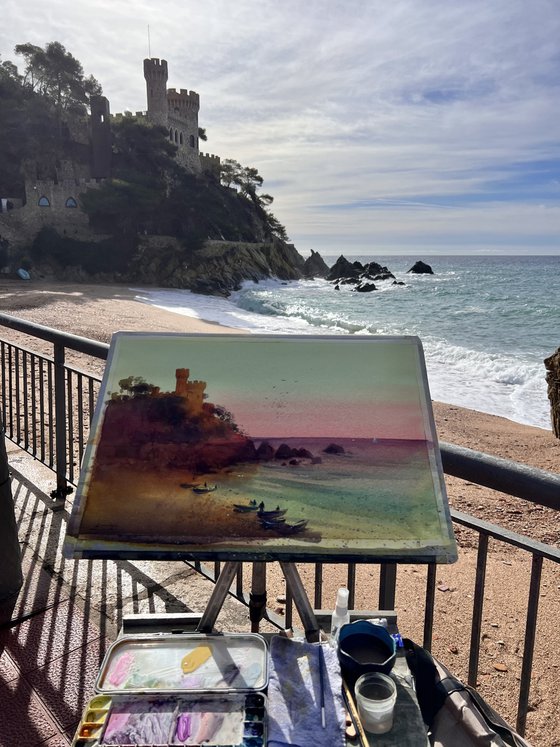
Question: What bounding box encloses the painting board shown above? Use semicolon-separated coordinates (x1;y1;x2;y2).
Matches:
64;334;457;563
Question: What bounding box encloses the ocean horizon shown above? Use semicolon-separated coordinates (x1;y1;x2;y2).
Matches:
132;254;559;431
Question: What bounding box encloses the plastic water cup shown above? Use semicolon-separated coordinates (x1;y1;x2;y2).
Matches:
354;672;397;734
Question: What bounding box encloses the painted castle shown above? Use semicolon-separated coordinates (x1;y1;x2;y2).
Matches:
0;59;220;248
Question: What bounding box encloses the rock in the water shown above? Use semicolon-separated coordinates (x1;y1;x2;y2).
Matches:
355;282;376;292
294;447;313;459
407;260;434;274
275;443;296;459
362;261;395;280
303;250;330;278
256;440;276;460
392;280;405;286
327;255;362;282
324;443;345;454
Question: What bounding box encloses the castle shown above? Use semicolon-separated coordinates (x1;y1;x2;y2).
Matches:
174;368;206;415
0;59;220;249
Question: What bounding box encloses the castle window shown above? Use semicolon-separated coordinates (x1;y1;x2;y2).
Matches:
38;196;50;207
174;129;178;143
179;132;183;145
65;197;78;208
189;134;195;148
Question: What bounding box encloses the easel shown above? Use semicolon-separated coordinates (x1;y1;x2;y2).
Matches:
196;560;322;641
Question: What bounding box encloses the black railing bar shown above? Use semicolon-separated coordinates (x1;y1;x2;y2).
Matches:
1;342;6;428
47;361;54;467
88;379;95;425
15;349;21;444
0;313;109;359
77;375;85;457
468;533;488;686
66;370;75;484
347;563;356;609
7;345;13;435
423;563;437;652
64;362;103;383
39;357;45;462
378;563;397;609
31;354;37;455
441;441;560;511
285;580;293;630
22;351;29;450
516;554;543;736
451;509;560;563
0;338;55;365
314;563;323;609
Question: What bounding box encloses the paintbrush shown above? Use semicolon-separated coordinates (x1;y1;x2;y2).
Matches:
318;643;326;728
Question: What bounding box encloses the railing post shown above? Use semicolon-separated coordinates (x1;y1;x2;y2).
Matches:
379;563;397;609
468;532;489;686
53;342;68;502
516;554;543;736
423;563;437;651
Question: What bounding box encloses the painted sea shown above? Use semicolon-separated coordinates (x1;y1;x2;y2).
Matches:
133;255;559;430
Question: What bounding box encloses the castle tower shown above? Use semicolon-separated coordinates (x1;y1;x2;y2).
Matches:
175;368;190;397
90;95;112;178
144;58;169;127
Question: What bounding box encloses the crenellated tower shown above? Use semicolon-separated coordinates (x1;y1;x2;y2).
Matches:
143;58;169;127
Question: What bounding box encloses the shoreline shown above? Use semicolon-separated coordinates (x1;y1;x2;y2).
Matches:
0;279;557;470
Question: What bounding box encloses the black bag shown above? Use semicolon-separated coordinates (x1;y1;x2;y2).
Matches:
403;639;533;747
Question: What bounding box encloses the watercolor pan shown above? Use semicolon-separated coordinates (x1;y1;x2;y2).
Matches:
71;634;268;747
96;633;268;693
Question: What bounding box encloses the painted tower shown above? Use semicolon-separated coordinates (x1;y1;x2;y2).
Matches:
143;58;202;173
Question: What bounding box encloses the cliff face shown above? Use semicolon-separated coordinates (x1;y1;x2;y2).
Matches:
130;236;307;295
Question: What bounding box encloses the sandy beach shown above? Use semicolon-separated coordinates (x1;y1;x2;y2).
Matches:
1;279;559;745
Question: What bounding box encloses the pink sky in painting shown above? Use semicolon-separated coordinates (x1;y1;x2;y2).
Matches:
220;394;428;440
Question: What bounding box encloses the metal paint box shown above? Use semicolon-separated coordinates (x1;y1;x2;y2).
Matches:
71;633;268;747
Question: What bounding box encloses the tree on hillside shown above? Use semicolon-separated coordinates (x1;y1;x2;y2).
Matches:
81;118;178;235
14;42;101;122
219;158;288;239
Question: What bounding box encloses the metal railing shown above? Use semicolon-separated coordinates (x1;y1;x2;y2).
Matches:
1;312;559;737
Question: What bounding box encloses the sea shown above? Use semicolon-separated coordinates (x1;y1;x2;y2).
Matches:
132;255;559;431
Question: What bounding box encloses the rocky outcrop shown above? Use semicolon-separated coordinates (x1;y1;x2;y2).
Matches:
130;237;308;296
327;255;361;282
545;348;560;438
303;250;330;278
327;255;395;291
408;260;434;274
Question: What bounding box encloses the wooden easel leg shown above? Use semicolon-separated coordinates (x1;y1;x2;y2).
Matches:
280;561;320;642
197;561;240;633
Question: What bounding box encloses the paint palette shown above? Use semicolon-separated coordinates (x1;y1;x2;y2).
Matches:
73;692;266;747
72;634;268;747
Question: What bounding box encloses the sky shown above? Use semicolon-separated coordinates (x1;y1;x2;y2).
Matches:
2;0;559;256
105;334;429;439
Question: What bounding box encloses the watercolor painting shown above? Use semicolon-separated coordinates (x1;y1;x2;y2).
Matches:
64;334;457;563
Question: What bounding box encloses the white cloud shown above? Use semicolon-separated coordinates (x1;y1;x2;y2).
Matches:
2;0;559;254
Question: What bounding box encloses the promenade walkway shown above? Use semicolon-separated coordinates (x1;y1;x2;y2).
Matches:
0;443;251;746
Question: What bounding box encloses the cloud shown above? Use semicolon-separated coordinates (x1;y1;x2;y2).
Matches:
1;0;559;253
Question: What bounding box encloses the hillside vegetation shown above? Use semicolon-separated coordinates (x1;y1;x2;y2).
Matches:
0;42;315;292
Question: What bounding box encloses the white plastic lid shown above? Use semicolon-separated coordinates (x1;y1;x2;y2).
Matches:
335;587;349;613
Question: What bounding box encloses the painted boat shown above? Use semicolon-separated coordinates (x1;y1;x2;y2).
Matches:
192;484;217;494
233;504;259;513
274;520;308;535
259;517;287;529
257;509;287;519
